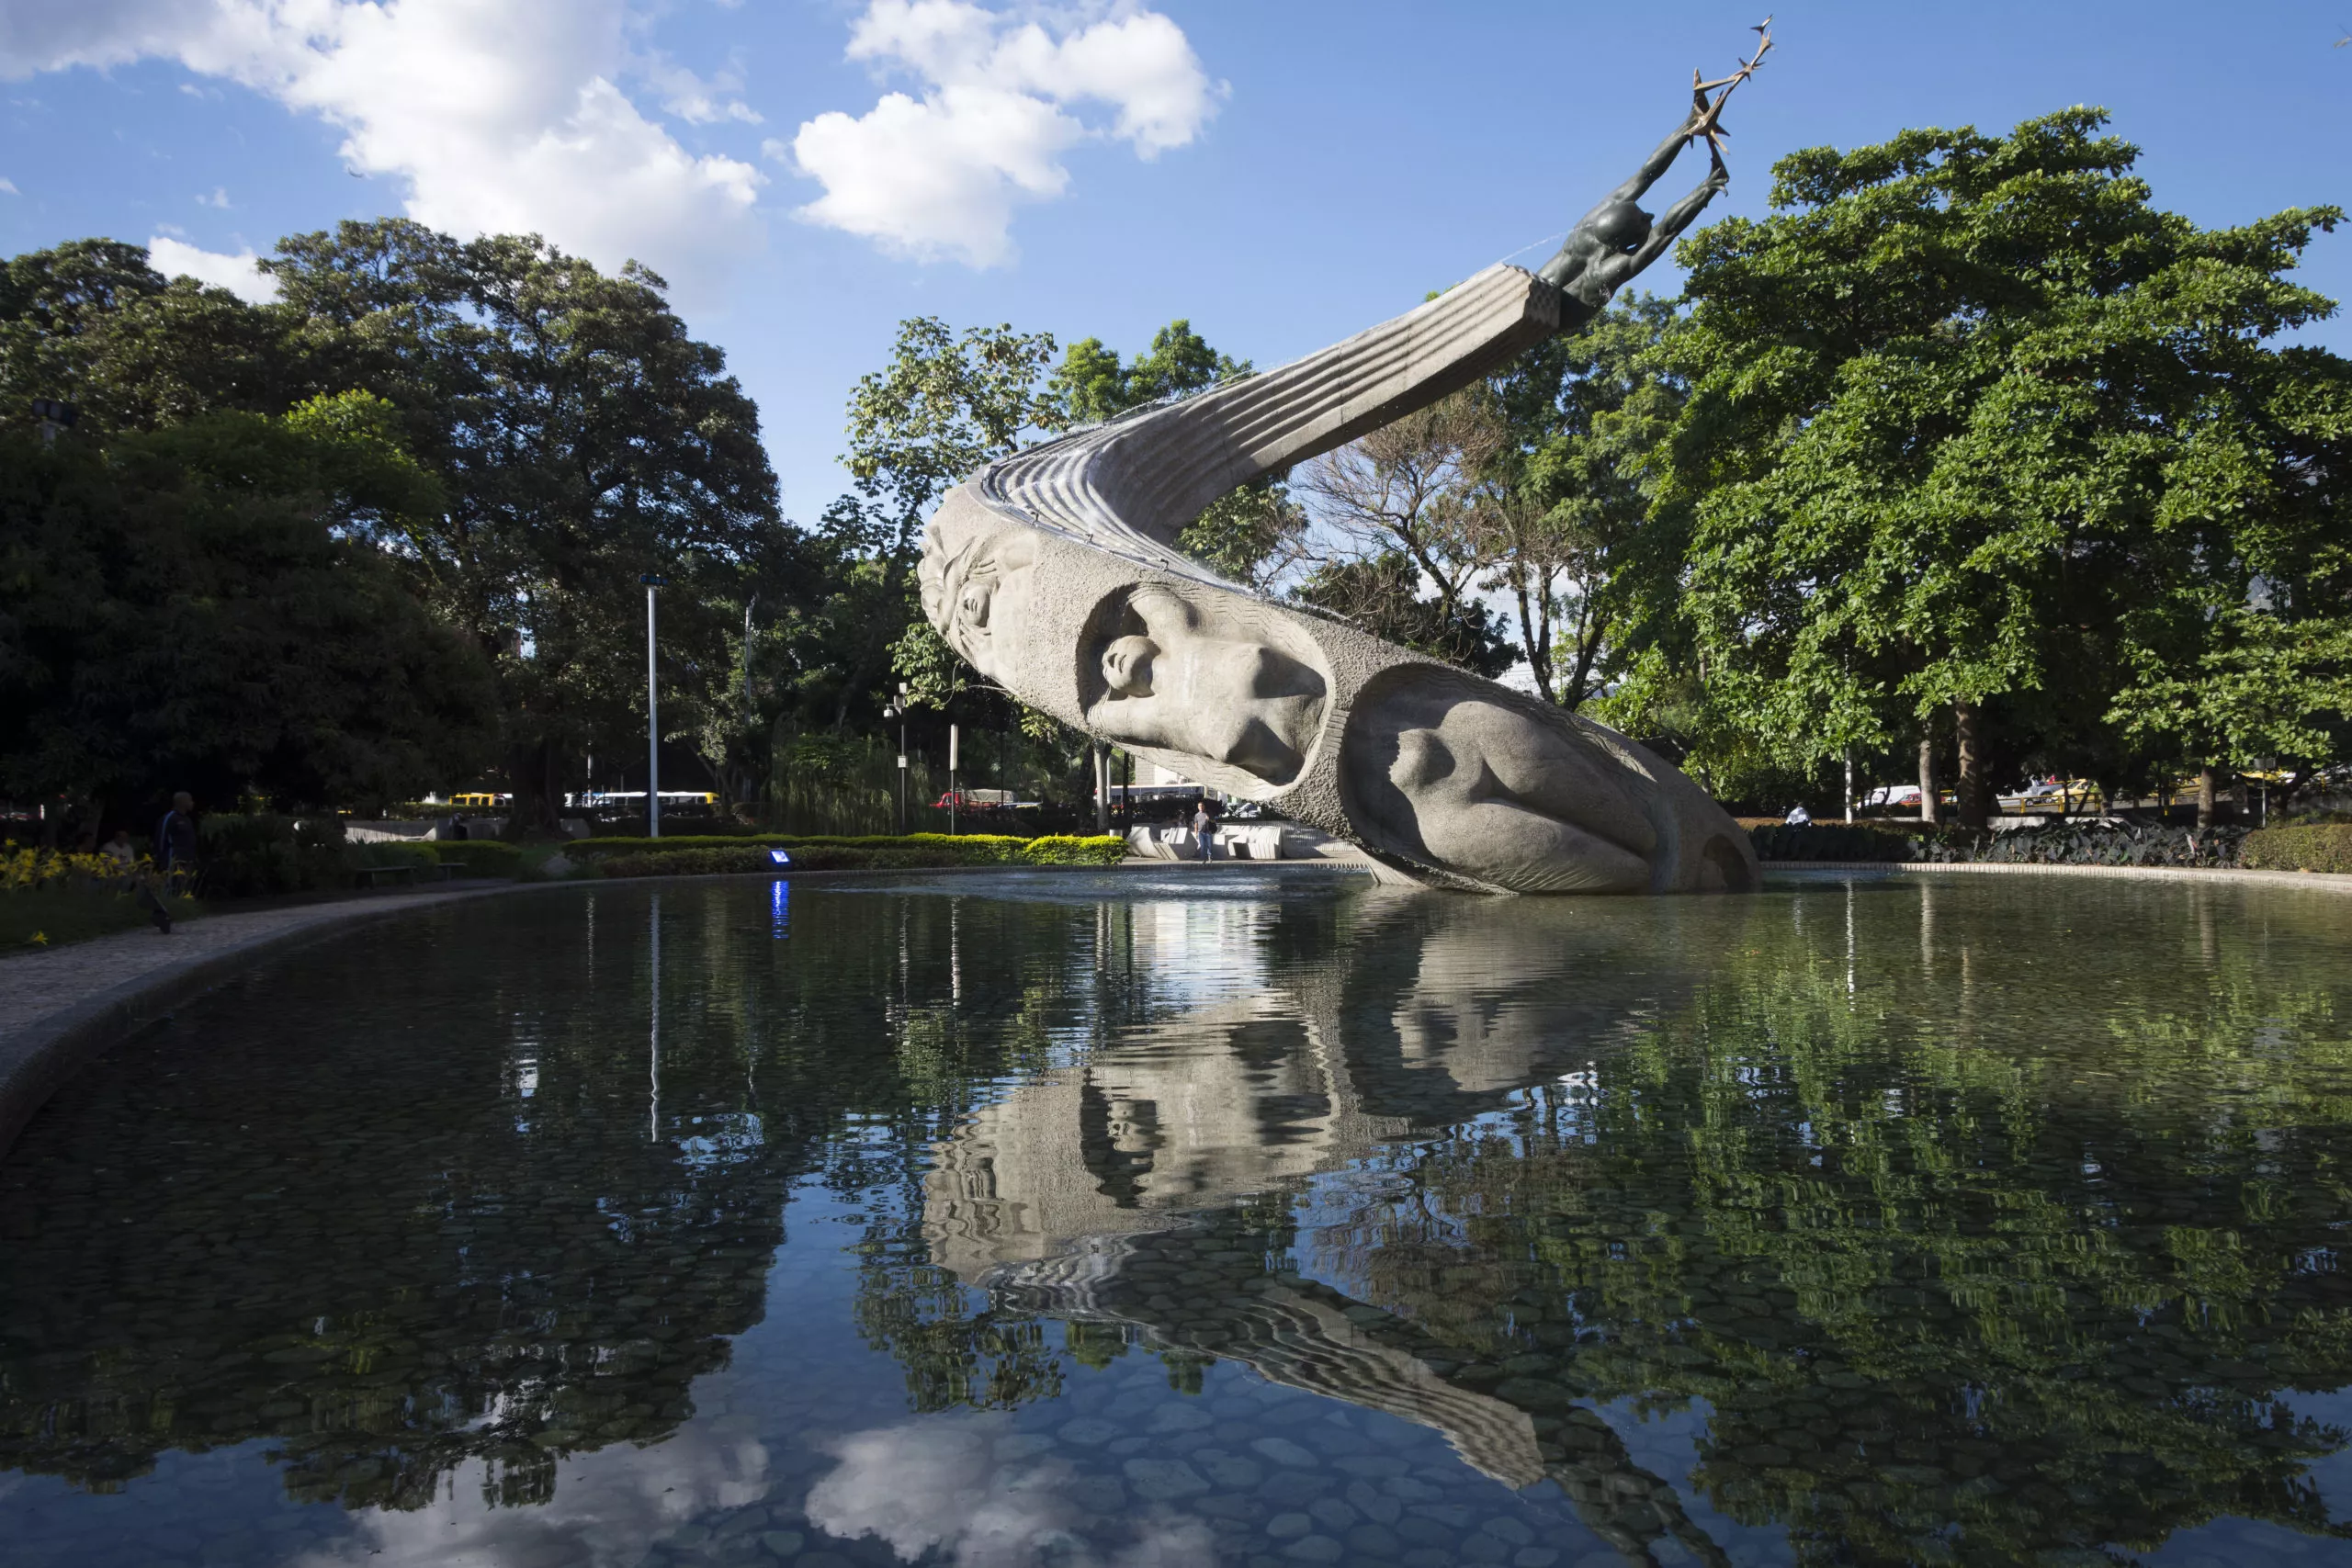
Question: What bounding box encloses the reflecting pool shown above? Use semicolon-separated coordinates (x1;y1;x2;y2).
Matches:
6;868;2352;1567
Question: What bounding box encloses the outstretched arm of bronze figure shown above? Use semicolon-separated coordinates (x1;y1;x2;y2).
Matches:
1606;107;1706;206
1625;159;1729;273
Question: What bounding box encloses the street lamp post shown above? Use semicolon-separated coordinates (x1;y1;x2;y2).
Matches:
641;574;666;839
882;683;910;835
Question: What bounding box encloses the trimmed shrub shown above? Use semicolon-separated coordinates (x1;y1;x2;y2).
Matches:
197;814;350;897
434;840;526;877
597;848;774;878
1014;835;1126;866
578;832;1024;861
1746;821;1928;863
349;840;440;872
2242;825;2352;874
1917;821;2248;867
577;833;814;856
589;834;1127;879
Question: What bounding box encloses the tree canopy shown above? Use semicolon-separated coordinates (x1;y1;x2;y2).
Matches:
3;222;789;830
0;411;495;814
1608;107;2350;817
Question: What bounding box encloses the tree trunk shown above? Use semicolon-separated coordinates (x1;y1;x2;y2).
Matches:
1953;699;1987;829
503;738;560;840
1510;566;1555;705
2197;765;2218;831
1917;734;1939;825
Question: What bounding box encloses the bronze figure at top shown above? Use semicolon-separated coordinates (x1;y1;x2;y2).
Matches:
1540;18;1770;325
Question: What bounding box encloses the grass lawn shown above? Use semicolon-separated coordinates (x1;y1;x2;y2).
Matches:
1;887;204;950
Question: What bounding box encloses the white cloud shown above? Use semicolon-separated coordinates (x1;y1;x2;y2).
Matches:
0;0;206;75
2;1;764;302
197;185;229;207
0;177;17;195
147;234;279;302
786;0;1222;266
641;51;761;125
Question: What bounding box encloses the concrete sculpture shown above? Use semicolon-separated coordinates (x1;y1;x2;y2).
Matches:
917;39;1771;894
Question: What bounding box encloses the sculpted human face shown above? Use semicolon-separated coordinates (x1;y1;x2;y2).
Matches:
1101;636;1158;697
924;522;1040;682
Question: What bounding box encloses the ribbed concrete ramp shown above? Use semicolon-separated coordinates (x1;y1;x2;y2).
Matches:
977;264;1559;581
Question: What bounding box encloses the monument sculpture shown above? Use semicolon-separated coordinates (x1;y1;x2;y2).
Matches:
918;28;1773;894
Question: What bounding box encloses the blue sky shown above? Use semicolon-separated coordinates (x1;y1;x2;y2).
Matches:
4;1;2348;520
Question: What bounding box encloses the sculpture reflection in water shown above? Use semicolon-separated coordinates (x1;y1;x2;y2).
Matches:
915;880;2352;1564
914;72;1768;895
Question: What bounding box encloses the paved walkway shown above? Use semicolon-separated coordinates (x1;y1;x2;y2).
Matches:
0;885;498;1037
0;884;514;1156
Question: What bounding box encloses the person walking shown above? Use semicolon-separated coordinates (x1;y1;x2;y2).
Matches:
156;792;199;890
1192;801;1215;863
138;793;198;934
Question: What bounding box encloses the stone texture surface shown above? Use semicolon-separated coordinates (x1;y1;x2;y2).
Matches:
917;263;1758;895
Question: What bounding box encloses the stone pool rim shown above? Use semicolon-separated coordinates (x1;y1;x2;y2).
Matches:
1;858;2341;1163
1769;861;2352;890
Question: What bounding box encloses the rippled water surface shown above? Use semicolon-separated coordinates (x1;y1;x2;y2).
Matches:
6;867;2352;1568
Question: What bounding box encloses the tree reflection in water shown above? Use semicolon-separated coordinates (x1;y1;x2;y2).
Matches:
913;877;2352;1564
0;871;2348;1568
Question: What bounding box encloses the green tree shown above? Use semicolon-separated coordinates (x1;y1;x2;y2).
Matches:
3;223;789;829
1292;551;1517;676
264;221;787;829
832;318;1061;730
1479;296;1682;708
1623;108;2346;824
0;239;288;433
0;414;496;817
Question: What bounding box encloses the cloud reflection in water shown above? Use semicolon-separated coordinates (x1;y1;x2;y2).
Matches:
808;1413;1216;1566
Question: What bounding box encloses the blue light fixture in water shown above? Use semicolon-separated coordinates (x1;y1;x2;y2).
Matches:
768;849;792;866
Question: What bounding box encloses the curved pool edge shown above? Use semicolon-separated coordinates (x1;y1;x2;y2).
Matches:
0;885;523;1161
1769;860;2352;892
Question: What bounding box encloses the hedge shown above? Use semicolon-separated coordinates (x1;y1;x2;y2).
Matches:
2241;825;2352;874
1917;821;2247;868
1016;835;1129;865
433;840;526;877
1743;821;1930;863
590;834;1125;880
198;813;351;897
349;840;439;872
574;831;976;855
1743;818;2262;868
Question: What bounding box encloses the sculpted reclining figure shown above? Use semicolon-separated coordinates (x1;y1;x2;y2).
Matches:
917;85;1761;895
